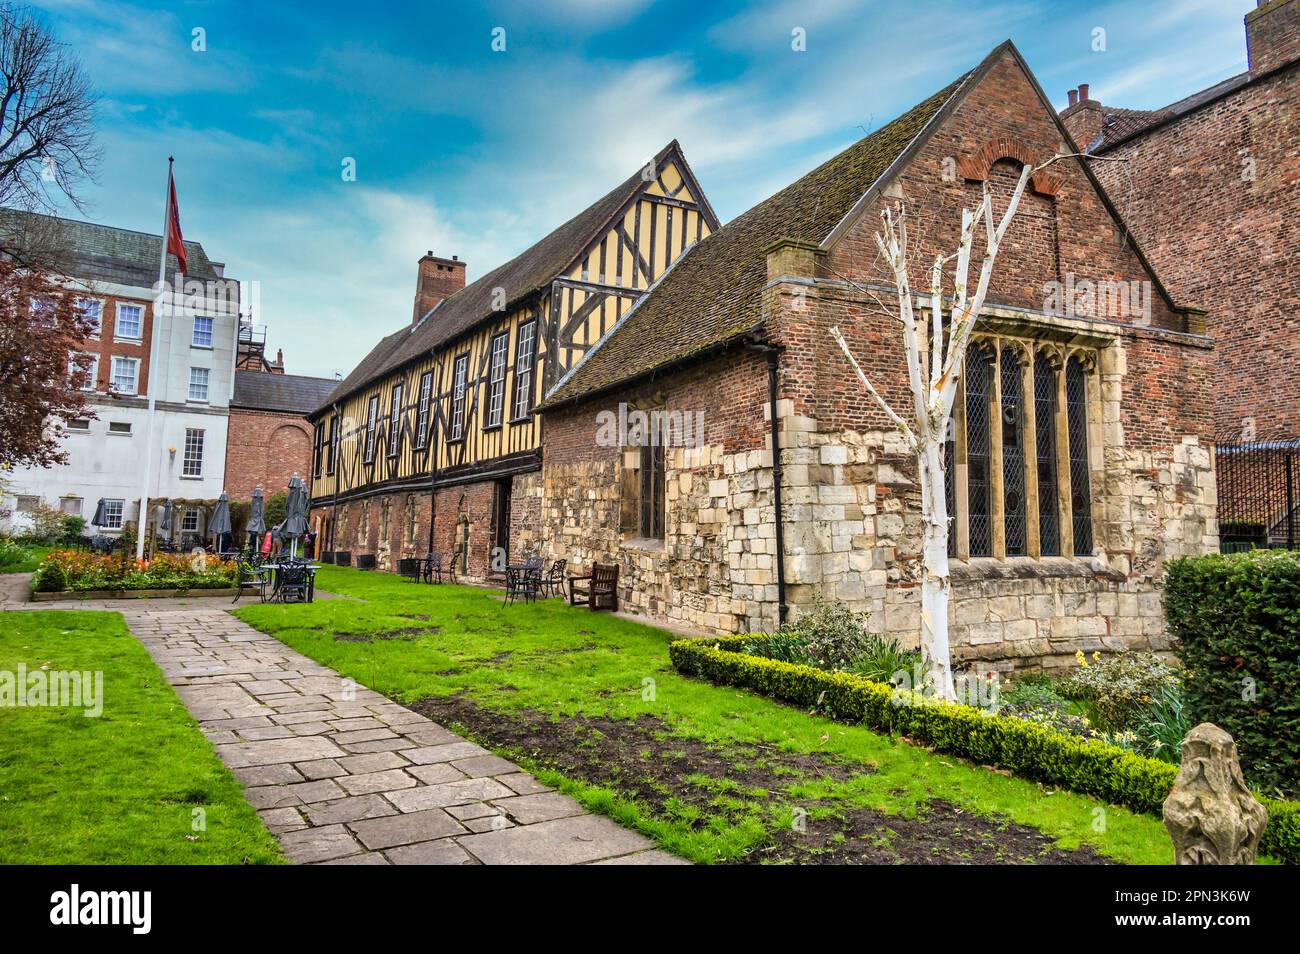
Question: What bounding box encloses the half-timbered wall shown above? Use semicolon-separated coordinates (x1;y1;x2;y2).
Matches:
311;157;713;516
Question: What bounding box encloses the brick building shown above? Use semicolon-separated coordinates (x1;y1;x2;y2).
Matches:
538;41;1217;670
1060;0;1297;441
226;369;338;499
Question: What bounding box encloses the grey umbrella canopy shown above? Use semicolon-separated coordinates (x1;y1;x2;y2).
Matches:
160;499;173;533
91;499;107;527
282;476;310;555
245;488;266;540
209;492;233;549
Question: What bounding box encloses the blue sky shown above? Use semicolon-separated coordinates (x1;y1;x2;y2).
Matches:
34;0;1255;379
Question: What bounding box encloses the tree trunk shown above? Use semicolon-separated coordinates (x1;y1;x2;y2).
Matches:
918;435;955;699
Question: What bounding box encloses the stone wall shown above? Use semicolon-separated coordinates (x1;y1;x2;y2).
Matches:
225;408;313;499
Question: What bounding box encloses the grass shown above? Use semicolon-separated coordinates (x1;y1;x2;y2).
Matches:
235;565;1180;865
0;545;50;574
0;610;283;864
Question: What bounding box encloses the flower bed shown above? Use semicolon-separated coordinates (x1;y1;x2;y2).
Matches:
669;635;1300;864
30;550;237;595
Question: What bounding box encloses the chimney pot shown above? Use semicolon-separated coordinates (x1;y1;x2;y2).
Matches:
1079;83;1090;101
1067;88;1079;107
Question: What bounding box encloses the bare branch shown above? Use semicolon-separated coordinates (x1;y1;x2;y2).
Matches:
829;325;916;449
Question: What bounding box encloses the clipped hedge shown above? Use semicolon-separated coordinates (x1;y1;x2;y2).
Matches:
670;635;1299;864
1165;550;1300;798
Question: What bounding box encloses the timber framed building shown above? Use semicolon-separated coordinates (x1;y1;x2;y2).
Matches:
307;143;718;577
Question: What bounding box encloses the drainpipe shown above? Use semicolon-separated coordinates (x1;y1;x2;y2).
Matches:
745;340;788;626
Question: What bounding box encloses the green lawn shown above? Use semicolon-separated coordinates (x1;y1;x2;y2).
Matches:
237;566;1178;864
0;545;50;574
0;611;283;864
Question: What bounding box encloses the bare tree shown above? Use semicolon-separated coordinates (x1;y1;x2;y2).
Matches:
831;162;1038;701
0;2;98;213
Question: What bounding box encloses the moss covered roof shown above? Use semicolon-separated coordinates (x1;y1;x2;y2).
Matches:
542;70;974;408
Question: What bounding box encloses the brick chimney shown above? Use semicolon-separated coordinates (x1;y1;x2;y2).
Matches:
1059;84;1105;151
1246;0;1299;75
413;252;466;323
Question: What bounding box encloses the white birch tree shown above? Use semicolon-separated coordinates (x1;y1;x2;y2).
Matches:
830;162;1037;701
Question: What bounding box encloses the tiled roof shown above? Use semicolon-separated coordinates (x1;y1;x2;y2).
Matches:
1087;71;1252;152
232;371;340;414
320;141;685;414
0;209;223;286
542;70;973;408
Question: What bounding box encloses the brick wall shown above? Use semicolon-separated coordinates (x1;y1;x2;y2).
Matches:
225;408;313;499
1062;59;1299;439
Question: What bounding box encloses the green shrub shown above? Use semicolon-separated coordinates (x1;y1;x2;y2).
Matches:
742;632;812;665
1131;681;1191;765
1165;550;1300;798
32;560;65;593
999;678;1098;740
781;601;874;671
62;514;86;538
0;538;30;568
850;633;923;684
1060;652;1179;732
669;635;1299;864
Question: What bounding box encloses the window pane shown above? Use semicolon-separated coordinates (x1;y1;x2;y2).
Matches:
192;316;213;347
188;367;209;401
416;372;432;447
111;358;137;393
104;499;124;529
183;428;204;477
365;396;379;461
487;333;508;427
451;356;467;440
1000;347;1027;556
388;382;403;454
944;421;956;557
1034;356;1060;556
79;299;102;334
60;497;82;514
117;304;142;338
966;346;993;557
513;321;536;419
1066;357;1094;556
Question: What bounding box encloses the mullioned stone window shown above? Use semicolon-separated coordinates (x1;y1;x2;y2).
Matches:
948;335;1097;560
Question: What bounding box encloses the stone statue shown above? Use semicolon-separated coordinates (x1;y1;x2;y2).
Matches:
1163;722;1267;865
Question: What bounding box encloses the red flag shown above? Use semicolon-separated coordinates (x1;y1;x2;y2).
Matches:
166;170;187;275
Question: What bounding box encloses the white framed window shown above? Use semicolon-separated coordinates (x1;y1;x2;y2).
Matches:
416;371;432;448
181;507;199;532
16;495;39;512
115;303;143;340
29;297;55;326
110;356;139;394
107;421;131;435
78;298;103;336
364;395;380;462
486;331;508;428
69;353;98;391
388;381;404;456
188;366;210;402
192;316;214;348
103;499;124;529
450;353;468;441
512;320;536;420
66;418;91;431
182;428;204;477
59;497;82;515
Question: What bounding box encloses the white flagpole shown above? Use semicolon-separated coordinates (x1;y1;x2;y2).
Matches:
136;156;174;561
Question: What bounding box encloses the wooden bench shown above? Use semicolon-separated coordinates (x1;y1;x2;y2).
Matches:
567;562;618;611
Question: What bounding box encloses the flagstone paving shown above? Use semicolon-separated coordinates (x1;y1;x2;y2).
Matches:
4;586;685;865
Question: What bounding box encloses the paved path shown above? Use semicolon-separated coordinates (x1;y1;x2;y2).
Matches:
4;584;683;865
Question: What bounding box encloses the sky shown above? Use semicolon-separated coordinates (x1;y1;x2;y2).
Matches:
32;0;1256;380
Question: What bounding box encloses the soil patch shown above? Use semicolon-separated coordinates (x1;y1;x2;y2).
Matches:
412;694;1111;865
331;626;440;643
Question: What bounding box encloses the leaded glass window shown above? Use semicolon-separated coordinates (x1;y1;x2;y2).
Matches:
966;345;993;557
1000;346;1027;556
1034;355;1060;556
1066;356;1094;556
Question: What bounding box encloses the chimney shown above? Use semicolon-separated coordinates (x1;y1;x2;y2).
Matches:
1059;83;1105;151
274;348;284;374
413;252;466;323
1246;0;1299;76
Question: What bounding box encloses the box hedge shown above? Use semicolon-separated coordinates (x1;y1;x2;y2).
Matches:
1165;549;1299;799
669;635;1299;864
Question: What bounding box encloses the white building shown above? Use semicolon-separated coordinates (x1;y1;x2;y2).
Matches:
1;213;239;543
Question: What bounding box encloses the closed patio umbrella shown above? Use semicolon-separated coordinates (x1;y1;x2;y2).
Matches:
245;487;266;550
160;499;172;533
282;475;309;558
209;492;233;553
90;498;107;527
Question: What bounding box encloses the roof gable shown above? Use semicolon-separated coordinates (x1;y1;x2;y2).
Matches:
323;141;699;412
